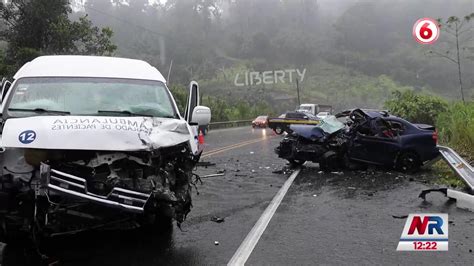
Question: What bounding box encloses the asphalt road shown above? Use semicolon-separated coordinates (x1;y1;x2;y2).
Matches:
4;127;473;265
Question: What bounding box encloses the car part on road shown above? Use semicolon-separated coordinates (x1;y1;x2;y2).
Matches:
391;215;409;219
211;216;225;223
446;189;474;212
418;146;474;212
197;161;217;167
419;188;474;212
201;173;226;178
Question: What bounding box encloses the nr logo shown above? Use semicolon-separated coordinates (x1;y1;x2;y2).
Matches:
396;213;448;251
408;216;444;235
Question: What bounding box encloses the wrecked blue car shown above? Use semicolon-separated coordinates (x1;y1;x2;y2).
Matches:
275;115;347;171
275;109;439;172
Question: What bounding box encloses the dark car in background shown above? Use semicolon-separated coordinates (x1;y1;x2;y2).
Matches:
252;115;268;128
268;111;320;135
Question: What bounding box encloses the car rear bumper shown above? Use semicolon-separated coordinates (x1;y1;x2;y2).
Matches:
39;163;151;213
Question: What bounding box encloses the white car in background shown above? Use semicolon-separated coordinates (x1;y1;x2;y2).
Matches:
316;111;330;120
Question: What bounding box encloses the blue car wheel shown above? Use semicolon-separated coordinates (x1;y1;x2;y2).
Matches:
396;151;421;173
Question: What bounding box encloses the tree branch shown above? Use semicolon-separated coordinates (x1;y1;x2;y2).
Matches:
425;50;458;64
460;35;474;43
459;28;472;36
442;29;457;38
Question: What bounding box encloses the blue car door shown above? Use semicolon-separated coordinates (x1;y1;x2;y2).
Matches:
349;118;401;165
352;134;400;165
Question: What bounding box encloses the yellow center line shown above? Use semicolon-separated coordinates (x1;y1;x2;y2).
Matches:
204;138;260;154
202;136;275;158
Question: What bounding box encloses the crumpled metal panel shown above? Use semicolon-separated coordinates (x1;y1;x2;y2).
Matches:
1;116;198;153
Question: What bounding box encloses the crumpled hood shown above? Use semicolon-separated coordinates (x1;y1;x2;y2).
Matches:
1;116;198;152
290;116;345;140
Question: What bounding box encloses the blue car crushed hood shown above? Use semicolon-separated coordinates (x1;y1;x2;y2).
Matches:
289;116;345;140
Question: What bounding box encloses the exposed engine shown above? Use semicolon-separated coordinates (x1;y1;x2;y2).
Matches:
0;143;198;241
275;115;350;170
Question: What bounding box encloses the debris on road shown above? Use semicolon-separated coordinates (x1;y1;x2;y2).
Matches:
201;173;226;178
272;165;295;175
392;215;408;219
419;188;447;200
419;188;474;212
197;161;217;167
211;216;225;223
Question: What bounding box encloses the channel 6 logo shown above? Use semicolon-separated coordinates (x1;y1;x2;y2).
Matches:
412;18;440;44
397;213;448;251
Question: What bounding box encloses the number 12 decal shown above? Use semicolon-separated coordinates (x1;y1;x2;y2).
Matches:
19;130;36;144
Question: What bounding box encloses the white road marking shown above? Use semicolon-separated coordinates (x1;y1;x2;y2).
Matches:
227;167;302;266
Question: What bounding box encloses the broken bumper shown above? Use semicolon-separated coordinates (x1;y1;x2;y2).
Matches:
39;163;151;213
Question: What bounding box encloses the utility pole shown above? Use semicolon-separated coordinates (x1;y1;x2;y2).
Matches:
167;59;173;84
454;22;465;102
296;77;301;106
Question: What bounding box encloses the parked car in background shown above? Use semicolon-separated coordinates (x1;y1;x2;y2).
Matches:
252;115;269;128
316;111;330;120
268;111;320;135
297;103;332;116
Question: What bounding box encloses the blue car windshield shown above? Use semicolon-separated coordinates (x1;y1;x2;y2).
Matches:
317;115;345;134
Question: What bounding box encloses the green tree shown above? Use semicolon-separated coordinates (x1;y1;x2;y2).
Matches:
0;0;117;75
427;14;474;102
384;90;448;125
436;102;474;154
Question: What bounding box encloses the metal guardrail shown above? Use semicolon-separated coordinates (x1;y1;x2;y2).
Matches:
209;120;252;130
438;145;474;192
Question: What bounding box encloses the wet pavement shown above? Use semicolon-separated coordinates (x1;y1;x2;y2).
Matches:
249;165;474;265
3;127;473;265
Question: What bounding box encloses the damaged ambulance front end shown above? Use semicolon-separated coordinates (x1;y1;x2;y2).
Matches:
0;56;210;242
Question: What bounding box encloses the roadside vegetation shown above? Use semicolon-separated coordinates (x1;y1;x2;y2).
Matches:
2;1;473;118
0;0;116;77
385;91;473;188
